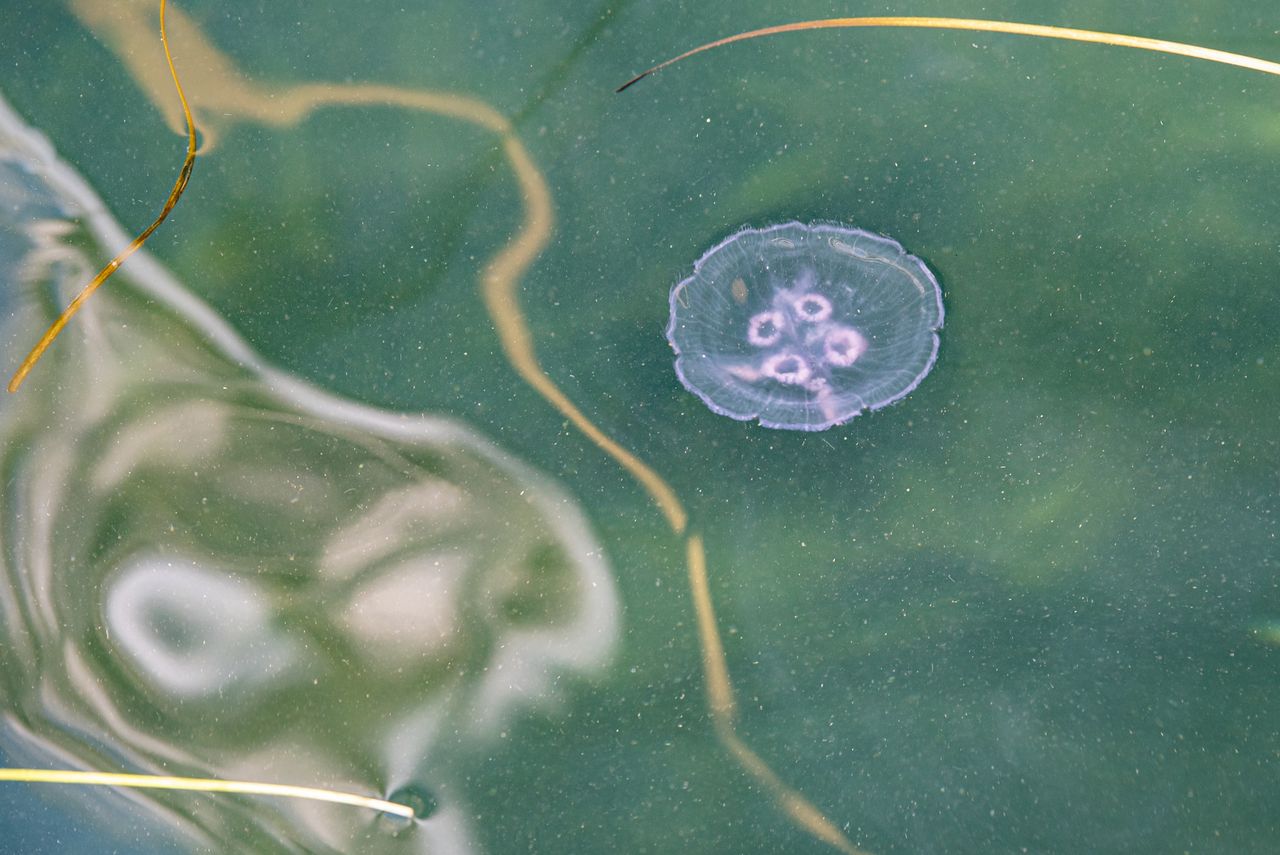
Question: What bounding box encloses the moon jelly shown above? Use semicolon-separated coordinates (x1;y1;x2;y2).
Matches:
667;222;944;431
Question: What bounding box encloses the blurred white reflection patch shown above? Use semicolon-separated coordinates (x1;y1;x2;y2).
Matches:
0;90;618;855
106;557;303;700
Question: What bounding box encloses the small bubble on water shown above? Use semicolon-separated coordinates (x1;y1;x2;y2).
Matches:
377;783;440;835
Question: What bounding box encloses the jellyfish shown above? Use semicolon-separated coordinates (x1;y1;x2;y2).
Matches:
667;221;944;431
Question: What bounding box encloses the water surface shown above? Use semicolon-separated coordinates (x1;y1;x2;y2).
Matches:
1;1;1277;852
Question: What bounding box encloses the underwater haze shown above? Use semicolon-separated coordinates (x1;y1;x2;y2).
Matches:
1;1;1277;853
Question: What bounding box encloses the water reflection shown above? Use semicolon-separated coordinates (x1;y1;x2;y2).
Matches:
0;91;618;853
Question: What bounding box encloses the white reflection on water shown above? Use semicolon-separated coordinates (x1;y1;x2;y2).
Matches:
0;91;618;854
105;558;302;700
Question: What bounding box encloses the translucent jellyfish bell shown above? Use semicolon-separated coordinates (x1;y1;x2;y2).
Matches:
667;222;944;431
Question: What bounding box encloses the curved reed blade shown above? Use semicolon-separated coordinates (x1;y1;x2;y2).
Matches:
617;16;1280;92
0;768;415;819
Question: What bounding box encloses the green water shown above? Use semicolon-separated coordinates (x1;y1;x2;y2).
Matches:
1;1;1277;852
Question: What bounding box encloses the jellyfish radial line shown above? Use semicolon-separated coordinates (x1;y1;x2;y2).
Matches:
6;0;197;393
617;16;1280;92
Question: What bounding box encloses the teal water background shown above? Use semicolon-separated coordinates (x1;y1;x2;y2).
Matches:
2;1;1278;852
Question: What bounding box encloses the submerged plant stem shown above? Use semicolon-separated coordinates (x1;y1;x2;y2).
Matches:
7;0;197;393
